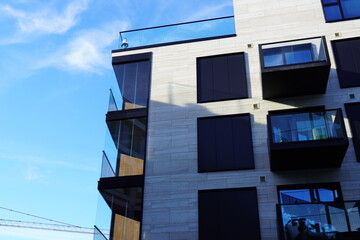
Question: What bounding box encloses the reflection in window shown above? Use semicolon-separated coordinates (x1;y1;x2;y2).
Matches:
263;44;313;67
113;60;150;110
270;110;344;143
322;0;360;22
279;187;339;204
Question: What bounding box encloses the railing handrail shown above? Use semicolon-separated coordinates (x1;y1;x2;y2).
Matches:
120;15;234;34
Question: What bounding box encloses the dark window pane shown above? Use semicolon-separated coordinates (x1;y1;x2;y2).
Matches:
197;53;248;102
324;5;342;21
198;114;254;172
199;188;261;240
341;0;360;18
332;38;360;88
345;103;360;162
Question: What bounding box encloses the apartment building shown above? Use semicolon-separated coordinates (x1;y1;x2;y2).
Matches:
94;0;360;239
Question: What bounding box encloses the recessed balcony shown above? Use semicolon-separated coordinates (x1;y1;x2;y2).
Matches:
260;36;331;99
277;201;360;240
268;109;349;171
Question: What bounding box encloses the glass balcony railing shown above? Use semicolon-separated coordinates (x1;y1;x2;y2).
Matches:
94;196;112;240
278;201;360;240
118;16;235;49
261;37;327;68
270;109;345;143
93;226;108;240
100;151;116;178
108;89;118;112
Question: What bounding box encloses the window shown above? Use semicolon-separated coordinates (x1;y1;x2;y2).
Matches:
106;117;147;177
276;183;360;240
345;102;360;162
197;52;248;103
263;43;313;67
198;188;261;240
332;37;360;88
278;183;343;204
197;114;254;172
269;109;344;143
322;0;360;22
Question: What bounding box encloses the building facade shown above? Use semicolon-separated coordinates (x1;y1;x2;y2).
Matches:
94;0;360;239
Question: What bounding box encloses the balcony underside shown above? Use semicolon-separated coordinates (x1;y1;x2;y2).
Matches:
262;63;330;99
270;139;349;171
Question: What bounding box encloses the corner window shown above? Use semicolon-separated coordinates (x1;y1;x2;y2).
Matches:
197;52;248;103
322;0;360;22
331;37;360;88
198;188;261;240
197;114;254;172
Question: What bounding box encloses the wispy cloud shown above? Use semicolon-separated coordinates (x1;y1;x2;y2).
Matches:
35;20;129;73
0;153;97;172
25;166;47;182
0;0;89;34
185;1;233;21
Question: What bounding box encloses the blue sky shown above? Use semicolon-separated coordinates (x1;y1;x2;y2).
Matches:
0;0;233;239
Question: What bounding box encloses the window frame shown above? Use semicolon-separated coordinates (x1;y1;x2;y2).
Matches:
321;0;360;22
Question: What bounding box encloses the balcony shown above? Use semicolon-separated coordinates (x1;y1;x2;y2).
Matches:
259;36;331;99
116;16;235;50
268;109;349;171
277;201;360;240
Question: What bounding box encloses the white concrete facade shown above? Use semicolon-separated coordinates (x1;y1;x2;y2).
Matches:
112;1;360;239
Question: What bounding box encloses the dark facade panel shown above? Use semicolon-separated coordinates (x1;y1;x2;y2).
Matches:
198;114;254;172
260;36;331;99
198;188;261;240
332;37;360;88
267;108;349;171
197;52;248;103
345;102;360;162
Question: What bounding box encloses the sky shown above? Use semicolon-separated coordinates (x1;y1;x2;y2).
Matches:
0;0;233;239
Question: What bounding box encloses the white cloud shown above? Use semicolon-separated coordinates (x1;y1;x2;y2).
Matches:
0;0;89;34
25;166;47;182
35;20;129;73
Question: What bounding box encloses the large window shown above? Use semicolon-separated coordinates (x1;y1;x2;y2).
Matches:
112;60;150;110
332;37;360;88
345;102;360;162
269;109;344;143
322;0;360;22
197;114;254;172
198;188;261;240
197;52;248;103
